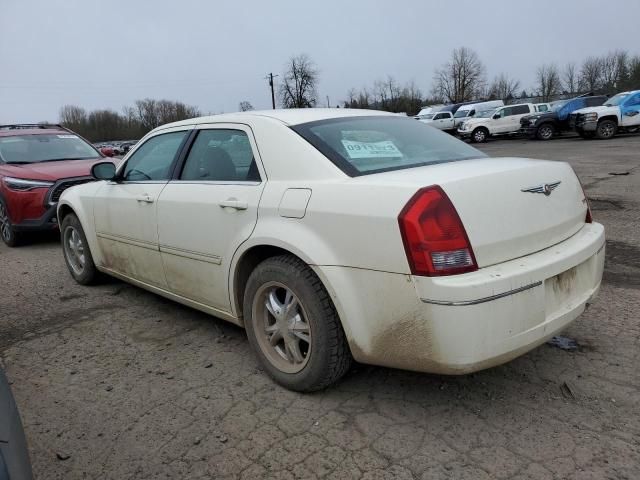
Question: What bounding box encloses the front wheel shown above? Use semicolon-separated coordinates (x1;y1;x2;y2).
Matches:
596;120;617;139
61;213;100;285
0;198;22;247
471;127;488;143
536;123;555;140
243;255;352;392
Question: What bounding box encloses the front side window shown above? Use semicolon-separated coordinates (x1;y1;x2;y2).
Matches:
625;94;640;107
585;97;605;107
122;131;187;181
180;129;260;182
292;116;487;177
433;113;445;120
0;133;99;164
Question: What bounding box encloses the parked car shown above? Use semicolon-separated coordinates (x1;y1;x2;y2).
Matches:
119;141;138;154
58;109;604;392
99;145;115;157
520;95;608;140
0;368;33;480
418;110;457;132
415;104;446;119
0;124;109;247
458;103;536;142
571;90;640;139
452;100;505;128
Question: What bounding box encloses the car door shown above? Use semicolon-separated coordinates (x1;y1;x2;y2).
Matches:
505;105;531;133
491;106;512;134
621;93;640;127
93;127;191;288
156;124;266;313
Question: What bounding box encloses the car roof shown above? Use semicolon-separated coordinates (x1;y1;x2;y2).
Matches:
156;108;397;131
0;127;68;138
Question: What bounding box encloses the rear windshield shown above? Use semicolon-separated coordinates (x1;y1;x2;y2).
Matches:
0;133;99;164
292;116;487;176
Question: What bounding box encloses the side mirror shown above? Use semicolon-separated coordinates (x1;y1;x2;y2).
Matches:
92;161;117;181
492;113;500;119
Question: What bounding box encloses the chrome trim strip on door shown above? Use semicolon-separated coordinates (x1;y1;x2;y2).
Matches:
96;231;158;251
420;281;543;306
159;244;222;265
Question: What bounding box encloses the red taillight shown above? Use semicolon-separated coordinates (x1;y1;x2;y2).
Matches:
398;185;478;276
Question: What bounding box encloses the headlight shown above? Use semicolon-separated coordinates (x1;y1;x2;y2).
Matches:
584;113;598;121
3;177;54;191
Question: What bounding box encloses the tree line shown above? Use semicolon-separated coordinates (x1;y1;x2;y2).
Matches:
342;47;640;113
59;99;201;142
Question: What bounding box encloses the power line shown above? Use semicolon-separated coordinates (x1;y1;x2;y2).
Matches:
265;73;279;109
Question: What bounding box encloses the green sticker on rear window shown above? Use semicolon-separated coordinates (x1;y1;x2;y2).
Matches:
341;139;403;159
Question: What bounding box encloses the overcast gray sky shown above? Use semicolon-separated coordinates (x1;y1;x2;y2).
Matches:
1;0;638;123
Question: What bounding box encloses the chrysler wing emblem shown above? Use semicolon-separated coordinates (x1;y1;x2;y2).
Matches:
521;181;561;196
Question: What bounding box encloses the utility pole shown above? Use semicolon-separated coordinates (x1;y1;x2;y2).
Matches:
326;95;330;108
265;73;278;109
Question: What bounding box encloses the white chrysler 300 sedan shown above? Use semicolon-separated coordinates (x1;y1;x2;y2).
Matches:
57;109;605;391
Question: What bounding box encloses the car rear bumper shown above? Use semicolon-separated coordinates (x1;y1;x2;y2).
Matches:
315;222;605;374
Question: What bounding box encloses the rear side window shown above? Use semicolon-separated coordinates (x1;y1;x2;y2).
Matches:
292;116;487;177
511;105;531;115
180;129;260;182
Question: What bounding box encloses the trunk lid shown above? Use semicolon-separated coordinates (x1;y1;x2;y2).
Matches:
359;157;588;268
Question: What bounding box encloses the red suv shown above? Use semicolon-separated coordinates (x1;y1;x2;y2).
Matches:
0;124;109;247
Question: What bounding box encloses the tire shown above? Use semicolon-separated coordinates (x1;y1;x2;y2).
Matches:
60;213;100;285
596;119;617;140
243;254;352;392
471;127;488;143
536;123;555;141
0;198;22;247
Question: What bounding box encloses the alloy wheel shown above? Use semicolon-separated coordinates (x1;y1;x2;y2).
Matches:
64;226;86;275
473;129;486;142
539;125;553;140
252;282;312;374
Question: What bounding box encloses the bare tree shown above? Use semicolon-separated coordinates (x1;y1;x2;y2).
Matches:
536;64;562;102
280;54;318;108
432;47;486;103
562;62;578;94
59;105;87;129
579;56;603;92
239;101;254;112
488;73;520;100
600;51;620;92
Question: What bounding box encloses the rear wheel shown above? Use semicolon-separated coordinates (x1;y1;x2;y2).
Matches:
596;119;617;139
244;255;352;392
536;123;555;140
0;198;22;247
471;127;488;143
61;213;100;285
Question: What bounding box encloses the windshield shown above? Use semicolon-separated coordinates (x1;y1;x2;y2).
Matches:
476;109;497;118
550;100;570;112
292;116;487;177
454;110;471;118
417;113;434;120
605;93;630;106
0;133;99;163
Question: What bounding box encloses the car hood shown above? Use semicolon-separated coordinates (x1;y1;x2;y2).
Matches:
1;157;118;181
573;106;616;115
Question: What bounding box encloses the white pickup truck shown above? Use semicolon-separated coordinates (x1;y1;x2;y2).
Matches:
418;110;457;132
457;103;536;142
571;90;640;139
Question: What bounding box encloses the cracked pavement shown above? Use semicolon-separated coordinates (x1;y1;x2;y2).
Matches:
1;135;639;479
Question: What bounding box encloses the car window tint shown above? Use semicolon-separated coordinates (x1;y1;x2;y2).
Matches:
585;97;603;107
512;105;530;115
627;94;640;106
502;107;514;117
180;129;260;182
123;131;187;181
433;113;443;120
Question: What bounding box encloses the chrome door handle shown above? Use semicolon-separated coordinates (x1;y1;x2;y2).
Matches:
219;199;248;210
135;193;154;203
